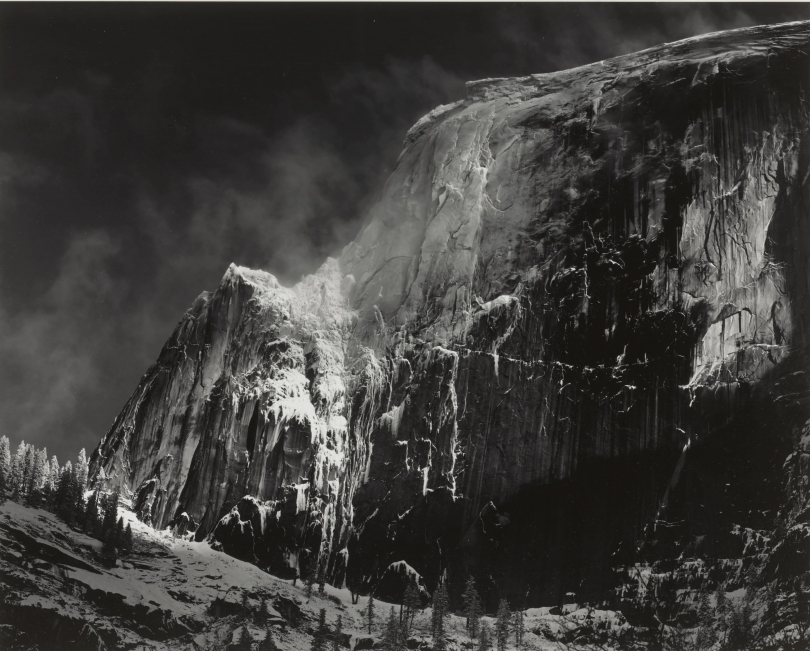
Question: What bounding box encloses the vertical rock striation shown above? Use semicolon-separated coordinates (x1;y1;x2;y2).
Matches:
91;21;810;610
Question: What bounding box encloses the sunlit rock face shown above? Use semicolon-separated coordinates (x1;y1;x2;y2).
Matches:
90;261;362;549
91;22;810;608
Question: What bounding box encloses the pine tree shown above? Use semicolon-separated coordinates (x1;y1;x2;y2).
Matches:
305;558;316;599
512;609;524;647
21;443;35;503
432;582;450;634
75;448;89;494
318;562;326;595
382;607;402;651
123;523;134;554
366;593;376;634
432;583;450;651
84;490;100;535
33;448;46;493
714;584;730;645
68;464;80;521
27;447;47;506
234;625;252;650
463;576;483;638
102;524;117;556
347;570;361;605
101;490;119;540
256;597;268;624
40;456;51;505
9;441;26;499
725;598;756;650
49;458;62;511
403;577;422;637
479;621;492;651
0;436;11;502
310;608;328;651
56;462;77;525
332;615;342;651
518;610;526;646
496;599;511;651
73;469;86;529
259;628;278;651
47;455;60;509
115;516;125;549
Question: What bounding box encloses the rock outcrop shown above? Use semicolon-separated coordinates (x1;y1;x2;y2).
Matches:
90;20;810;613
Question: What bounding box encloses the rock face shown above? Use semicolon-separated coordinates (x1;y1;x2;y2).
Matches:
91;22;810;610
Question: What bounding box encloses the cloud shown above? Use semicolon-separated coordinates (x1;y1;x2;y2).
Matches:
138;56;465;287
0;52;467;463
0;232;121;461
135;115;359;291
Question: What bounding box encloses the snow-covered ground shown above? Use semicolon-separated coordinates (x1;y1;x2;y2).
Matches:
0;500;630;650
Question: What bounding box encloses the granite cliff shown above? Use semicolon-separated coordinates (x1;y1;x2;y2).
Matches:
90;20;810;621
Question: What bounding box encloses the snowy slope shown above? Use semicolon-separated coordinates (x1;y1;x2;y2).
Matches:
0;501;640;650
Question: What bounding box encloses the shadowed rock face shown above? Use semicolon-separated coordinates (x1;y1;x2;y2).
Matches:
91;22;810;608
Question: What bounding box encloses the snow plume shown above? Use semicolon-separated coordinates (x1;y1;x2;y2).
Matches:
493;4;758;74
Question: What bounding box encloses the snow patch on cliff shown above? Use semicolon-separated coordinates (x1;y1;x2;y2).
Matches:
295;483;309;513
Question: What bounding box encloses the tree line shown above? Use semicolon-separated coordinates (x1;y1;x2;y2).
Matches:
460;576;524;651
308;609;345;651
0;436;132;555
228;596;283;651
355;574;525;651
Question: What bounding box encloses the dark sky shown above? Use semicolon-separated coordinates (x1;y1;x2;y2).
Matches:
1;3;807;464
